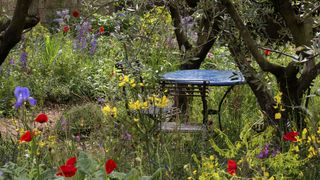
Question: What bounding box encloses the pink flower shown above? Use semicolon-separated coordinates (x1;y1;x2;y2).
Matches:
63;25;70;33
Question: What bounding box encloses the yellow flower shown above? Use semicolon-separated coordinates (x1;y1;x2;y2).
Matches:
317;127;320;134
141;101;149;109
187;177;192;180
274;92;282;103
134;118;139;123
308;146;317;158
119;81;126;87
119;75;130;87
192;170;197;175
139;83;144;87
275;112;281;120
129;100;141;110
129;79;136;87
269;176;275;180
209;155;215;160
119;75;129;82
32;128;41;136
112;107;117;117
38;141;46;148
292;145;299;152
155;96;169;108
302;128;308;140
102;105;112;115
102;105;117;117
48;135;56;141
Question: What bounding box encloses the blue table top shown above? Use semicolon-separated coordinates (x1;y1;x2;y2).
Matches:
160;69;246;86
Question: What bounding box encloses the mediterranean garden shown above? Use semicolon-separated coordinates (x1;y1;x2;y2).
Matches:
0;0;320;179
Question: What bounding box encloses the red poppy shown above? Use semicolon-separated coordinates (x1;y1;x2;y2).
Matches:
105;159;117;174
99;26;105;34
35;113;48;123
56;157;77;177
66;157;77;166
283;131;299;142
227;160;237;176
72;9;80;18
56;165;77;177
264;49;271;56
63;25;70;33
19;130;32;143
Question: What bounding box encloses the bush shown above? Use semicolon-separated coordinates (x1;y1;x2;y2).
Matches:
55;103;105;139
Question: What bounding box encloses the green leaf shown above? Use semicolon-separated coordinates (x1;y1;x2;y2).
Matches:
124;168;140;180
109;171;126;180
77;151;99;175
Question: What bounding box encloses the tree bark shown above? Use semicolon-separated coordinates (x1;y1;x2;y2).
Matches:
0;0;39;66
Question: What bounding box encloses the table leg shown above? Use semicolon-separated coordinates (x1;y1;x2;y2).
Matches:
218;86;234;131
201;82;208;127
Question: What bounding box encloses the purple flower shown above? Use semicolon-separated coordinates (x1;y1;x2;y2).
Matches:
14;86;37;109
9;58;15;65
257;144;270;159
122;131;132;141
57;9;70;20
20;52;27;69
207;52;213;58
90;34;98;55
97;97;105;104
74;21;92;51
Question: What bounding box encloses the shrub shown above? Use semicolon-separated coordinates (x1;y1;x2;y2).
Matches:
55;103;105;139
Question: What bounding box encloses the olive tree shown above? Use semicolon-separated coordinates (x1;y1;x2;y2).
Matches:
167;0;320;132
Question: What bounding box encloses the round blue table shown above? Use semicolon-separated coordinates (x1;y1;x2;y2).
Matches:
160;69;246;131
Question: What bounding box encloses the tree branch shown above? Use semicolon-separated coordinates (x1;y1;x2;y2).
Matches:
0;0;38;66
168;3;192;51
221;0;285;76
302;3;320;20
298;62;320;95
271;0;312;46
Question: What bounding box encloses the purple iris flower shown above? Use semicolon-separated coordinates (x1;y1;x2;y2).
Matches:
14;86;37;109
257;144;270;159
